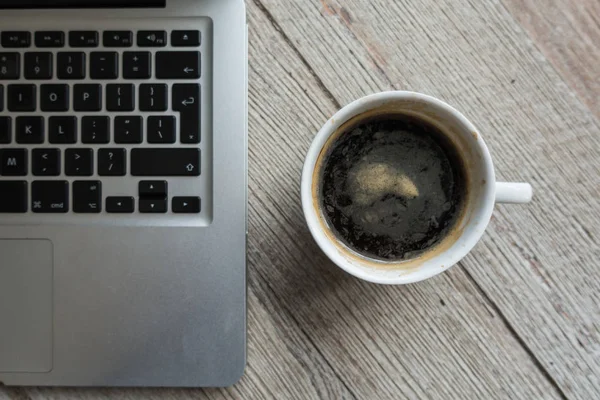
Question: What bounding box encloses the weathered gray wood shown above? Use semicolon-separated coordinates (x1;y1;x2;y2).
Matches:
2;0;598;399
502;0;600;119
254;0;600;398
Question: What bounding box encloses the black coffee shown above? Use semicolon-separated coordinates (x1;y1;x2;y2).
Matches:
318;114;467;261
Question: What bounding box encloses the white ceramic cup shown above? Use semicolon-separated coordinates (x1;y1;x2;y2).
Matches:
301;91;532;284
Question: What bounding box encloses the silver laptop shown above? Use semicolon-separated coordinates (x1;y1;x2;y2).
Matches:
0;0;247;387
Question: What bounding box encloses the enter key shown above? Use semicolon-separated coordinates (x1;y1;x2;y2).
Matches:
173;83;201;144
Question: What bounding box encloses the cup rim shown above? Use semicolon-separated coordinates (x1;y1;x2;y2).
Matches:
301;91;497;284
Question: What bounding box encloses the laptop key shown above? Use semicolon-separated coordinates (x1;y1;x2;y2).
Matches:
65;148;93;176
98;148;126;176
57;52;86;79
106;196;134;213
82;116;110;144
90;52;118;79
106;84;134;111
0;181;27;213
147;116;175;144
0;53;20;80
173;197;201;213
41;84;69;112
123;52;151;79
171;30;200;47
32;181;69;213
103;31;133;47
69;31;99;48
137;31;166;47
73;84;102;111
8;84;36;112
32;149;61;176
73;181;102;213
49;116;77;144
1;32;30;48
16;116;44;144
24;52;53;80
156;51;200;79
139;84;167;112
139;180;167;197
140;197;167;213
0;117;11;144
173;83;200;143
35;31;65;48
114;116;142;144
131;148;200;176
0;149;27;176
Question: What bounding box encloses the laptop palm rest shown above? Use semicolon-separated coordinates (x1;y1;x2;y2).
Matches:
0;240;53;373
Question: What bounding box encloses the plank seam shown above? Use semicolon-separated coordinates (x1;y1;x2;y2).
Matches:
0;387;33;400
495;0;600;128
251;265;359;400
460;266;569;400
252;0;342;110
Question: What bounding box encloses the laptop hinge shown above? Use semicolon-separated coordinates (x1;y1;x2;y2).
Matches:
0;0;166;9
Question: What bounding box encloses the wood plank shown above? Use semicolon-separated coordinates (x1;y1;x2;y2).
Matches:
254;0;600;398
502;0;600;119
0;387;28;400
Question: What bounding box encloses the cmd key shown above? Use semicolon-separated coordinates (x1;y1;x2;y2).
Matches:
131;148;200;176
32;181;69;213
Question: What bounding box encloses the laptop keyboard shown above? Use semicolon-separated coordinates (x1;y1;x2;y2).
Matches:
0;27;208;219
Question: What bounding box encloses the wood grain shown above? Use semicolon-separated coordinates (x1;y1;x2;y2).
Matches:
2;0;598;399
501;0;600;119
255;0;600;398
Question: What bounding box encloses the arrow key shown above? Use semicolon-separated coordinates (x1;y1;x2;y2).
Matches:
32;148;60;176
139;180;167;197
172;196;200;214
106;196;134;213
140;197;167;213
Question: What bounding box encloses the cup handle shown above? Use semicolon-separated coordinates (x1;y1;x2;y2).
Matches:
495;182;533;204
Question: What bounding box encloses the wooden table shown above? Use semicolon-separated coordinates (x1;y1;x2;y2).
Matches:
3;0;599;399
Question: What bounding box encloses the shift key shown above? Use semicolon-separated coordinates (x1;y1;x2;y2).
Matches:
131;148;200;176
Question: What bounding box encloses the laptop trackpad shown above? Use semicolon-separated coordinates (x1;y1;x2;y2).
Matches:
0;240;53;373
